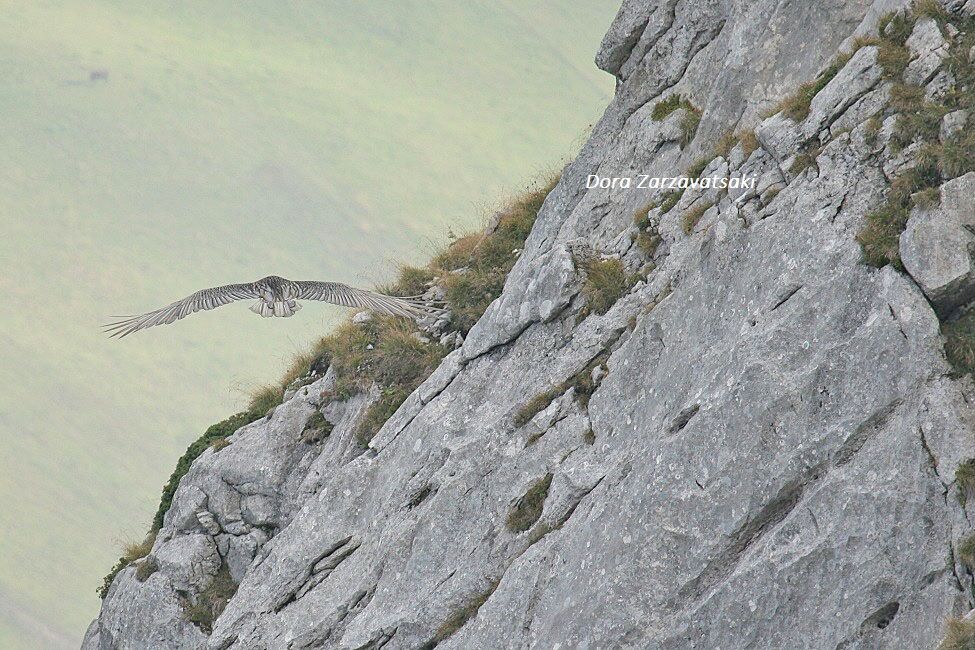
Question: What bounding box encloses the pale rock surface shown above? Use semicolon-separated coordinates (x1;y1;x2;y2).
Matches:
85;1;975;649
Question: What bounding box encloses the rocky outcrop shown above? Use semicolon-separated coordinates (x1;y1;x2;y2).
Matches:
85;1;975;648
901;173;975;316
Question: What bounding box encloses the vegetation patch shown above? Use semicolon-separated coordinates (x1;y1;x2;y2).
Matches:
579;258;639;316
135;556;158;582
790;147;822;175
506;473;554;532
944;311;975;376
857;202;910;269
151;410;267;532
432;580;500;644
941;614;975;650
687;156;710;179
300;411;334;444
940;130;975;179
958;534;975;570
956;460;975;506
513;355;608;428
681;201;713;235
183;562;238;634
660;189;684;214
633;204;662;258
98;531;157;599
772;54;849;122
650;94;701;147
209;438;231;452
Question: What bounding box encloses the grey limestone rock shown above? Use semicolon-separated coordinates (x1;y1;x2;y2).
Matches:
900;172;975;316
85;2;975;648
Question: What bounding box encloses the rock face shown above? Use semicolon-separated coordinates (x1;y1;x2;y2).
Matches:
901;173;975;317
85;1;975;648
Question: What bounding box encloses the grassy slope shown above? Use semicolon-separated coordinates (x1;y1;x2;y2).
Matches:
0;1;614;646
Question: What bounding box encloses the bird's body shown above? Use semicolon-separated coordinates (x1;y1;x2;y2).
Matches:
104;275;441;338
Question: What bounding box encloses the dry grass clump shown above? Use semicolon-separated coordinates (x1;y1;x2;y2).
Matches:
940;614;975;650
772;55;849;122
940;131;975;179
681;201;713;235
98;531;158;599
314;316;446;445
956;460;975;503
738;129;760;157
660;190;684;214
958;534;975;570
944;311;975;376
580;258;637;316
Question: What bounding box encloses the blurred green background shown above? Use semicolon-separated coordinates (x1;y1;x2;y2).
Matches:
0;1;615;647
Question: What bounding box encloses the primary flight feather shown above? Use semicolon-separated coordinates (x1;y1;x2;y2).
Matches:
104;275;442;338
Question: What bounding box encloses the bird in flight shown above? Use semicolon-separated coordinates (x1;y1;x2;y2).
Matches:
104;275;443;338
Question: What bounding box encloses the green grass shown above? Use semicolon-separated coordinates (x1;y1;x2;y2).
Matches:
274;177;559;447
650;94;701;147
681;201;713;235
940;615;975;650
506;473;553;532
958;535;975;570
944;312;975;376
651;94;689;121
182;563;237;634
579;258;637;316
433;580;501;643
513;355;608;427
773;55;849;121
857;203;911;269
660;190;684;214
97;532;156;599
956;460;975;502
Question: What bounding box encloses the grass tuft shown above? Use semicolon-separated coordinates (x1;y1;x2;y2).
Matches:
914;0;948;21
580;258;637;316
956;460;975;500
660;190;684;214
857;203;910;269
650;94;689;121
98;531;157;599
681;201;713;235
879;11;914;47
513;355;608;428
958;534;975;570
940;615;975;650
913;186;942;209
649;94;701;146
183;563;238;634
434;581;500;643
633;202;661;256
506;473;553;532
738;129;760;157
945;311;975;376
940;131;975;179
134;556;158;582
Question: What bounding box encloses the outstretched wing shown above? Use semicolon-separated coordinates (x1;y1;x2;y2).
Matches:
104;282;260;338
292;281;443;320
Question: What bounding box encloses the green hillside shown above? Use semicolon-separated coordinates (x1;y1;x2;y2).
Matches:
0;1;615;646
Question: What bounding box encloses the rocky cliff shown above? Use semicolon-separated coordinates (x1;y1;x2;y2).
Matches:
85;1;975;648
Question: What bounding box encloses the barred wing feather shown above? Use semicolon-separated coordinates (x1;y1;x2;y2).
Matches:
103;283;259;338
292;281;440;319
